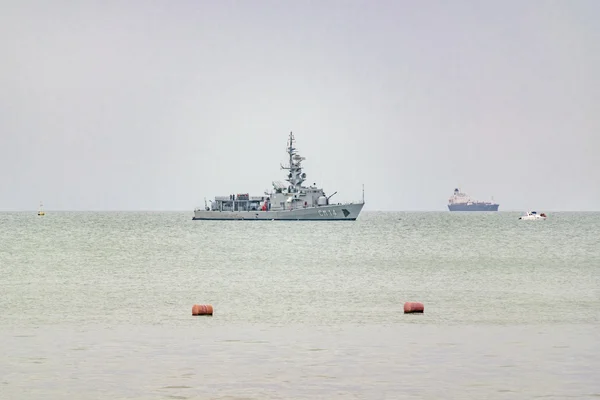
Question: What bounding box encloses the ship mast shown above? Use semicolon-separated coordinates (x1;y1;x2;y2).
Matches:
281;131;306;192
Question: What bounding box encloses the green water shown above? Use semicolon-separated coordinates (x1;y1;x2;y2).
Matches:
1;211;599;399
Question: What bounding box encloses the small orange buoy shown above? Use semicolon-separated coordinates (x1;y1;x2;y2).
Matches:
404;302;424;314
192;304;213;316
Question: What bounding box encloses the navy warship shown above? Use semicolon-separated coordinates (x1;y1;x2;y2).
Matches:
193;132;364;220
448;188;499;211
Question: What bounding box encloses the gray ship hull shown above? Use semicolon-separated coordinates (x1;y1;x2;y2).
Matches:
193;203;364;221
448;203;499;211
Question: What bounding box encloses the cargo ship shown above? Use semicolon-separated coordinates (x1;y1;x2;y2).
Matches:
448;188;499;211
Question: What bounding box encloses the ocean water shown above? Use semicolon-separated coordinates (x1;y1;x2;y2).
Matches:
1;211;599;399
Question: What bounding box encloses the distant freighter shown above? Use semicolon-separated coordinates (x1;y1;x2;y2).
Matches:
448;188;499;211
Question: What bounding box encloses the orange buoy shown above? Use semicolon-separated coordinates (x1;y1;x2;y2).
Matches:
404;302;424;314
192;304;214;316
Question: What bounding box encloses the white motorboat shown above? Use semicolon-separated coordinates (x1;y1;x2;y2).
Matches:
519;211;547;220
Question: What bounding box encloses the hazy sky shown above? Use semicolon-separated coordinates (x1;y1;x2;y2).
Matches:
1;0;599;211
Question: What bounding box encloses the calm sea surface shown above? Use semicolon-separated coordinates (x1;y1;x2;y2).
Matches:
1;211;599;399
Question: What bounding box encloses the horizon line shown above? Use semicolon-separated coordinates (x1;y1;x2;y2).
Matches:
1;209;599;213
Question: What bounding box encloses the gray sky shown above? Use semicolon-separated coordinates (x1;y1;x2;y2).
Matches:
1;0;599;211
